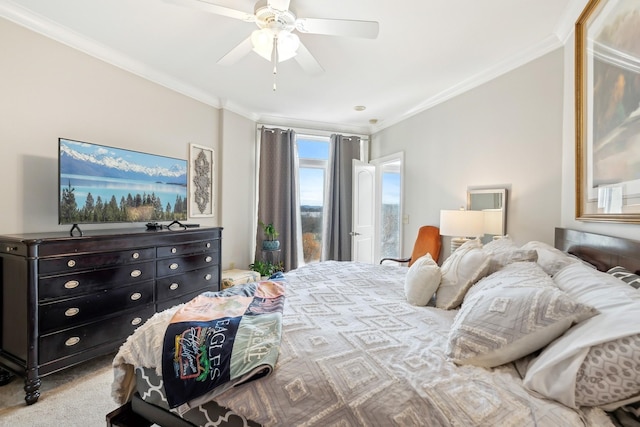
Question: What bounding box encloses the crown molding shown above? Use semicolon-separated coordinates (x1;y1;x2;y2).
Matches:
2;0;583;137
370;33;564;134
255;114;371;136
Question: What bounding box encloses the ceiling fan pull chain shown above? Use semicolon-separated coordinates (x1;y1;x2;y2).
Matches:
272;35;279;91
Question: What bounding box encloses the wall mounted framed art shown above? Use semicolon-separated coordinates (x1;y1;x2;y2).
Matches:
575;0;640;223
189;143;214;218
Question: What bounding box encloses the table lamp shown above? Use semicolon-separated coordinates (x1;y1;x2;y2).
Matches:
439;209;484;253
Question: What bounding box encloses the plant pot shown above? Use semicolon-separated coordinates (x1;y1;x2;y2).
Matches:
262;240;280;251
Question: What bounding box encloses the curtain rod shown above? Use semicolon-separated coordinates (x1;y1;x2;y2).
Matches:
257;123;369;141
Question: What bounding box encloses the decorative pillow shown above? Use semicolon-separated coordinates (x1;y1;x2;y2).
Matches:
435;239;489;310
524;263;640;409
482;235;517;253
404;253;441;306
608;266;640;289
575;333;640;407
520;241;580;276
446;262;598;368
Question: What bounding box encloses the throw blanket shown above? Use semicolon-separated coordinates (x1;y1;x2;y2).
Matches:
161;280;285;409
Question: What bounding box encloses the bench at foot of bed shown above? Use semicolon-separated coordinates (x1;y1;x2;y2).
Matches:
106;399;152;427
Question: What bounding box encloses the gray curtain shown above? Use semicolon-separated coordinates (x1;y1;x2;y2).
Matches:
255;127;300;271
322;134;361;261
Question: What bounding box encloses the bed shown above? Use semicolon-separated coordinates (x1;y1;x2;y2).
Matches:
109;227;640;426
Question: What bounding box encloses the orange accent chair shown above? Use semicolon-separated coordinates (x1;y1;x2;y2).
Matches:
380;225;442;266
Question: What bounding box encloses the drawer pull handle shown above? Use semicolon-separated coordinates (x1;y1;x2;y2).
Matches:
132;252;140;259
131;317;142;326
130;270;142;277
65;337;80;347
65;307;79;317
64;280;79;289
205;274;212;281
170;283;179;291
67;260;76;268
131;292;142;301
205;256;212;263
171;247;177;254
169;263;179;270
206;242;211;248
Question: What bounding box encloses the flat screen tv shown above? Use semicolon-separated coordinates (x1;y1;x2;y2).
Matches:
59;138;188;225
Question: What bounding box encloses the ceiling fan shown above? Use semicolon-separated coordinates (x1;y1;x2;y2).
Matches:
166;0;379;78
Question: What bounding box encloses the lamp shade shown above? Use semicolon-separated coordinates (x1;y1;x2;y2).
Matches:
482;209;503;235
439;210;484;238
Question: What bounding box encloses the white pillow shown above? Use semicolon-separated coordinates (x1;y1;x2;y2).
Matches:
435;239;490;310
524;263;640;409
520;241;580;276
482;235;517;253
446;262;597;368
404;253;441;306
482;238;539;275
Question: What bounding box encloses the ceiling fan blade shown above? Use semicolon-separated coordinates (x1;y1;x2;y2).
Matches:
267;0;291;12
218;36;254;66
294;42;324;75
295;18;379;39
164;0;255;22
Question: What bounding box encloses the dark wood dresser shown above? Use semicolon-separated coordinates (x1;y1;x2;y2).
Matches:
0;226;222;404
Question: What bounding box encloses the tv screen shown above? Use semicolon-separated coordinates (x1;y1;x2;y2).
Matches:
59;138;188;225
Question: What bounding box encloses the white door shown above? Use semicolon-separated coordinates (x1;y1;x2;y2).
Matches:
351;160;375;262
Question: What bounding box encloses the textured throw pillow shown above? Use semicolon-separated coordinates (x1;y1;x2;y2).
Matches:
446;262;598;368
404;253;441;306
435;239;489;310
482;235;517;253
575;333;640;407
608;266;640;289
520;241;580;276
524;263;640;409
480;236;539;274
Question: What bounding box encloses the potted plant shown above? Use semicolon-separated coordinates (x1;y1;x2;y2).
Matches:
260;220;280;251
249;260;284;279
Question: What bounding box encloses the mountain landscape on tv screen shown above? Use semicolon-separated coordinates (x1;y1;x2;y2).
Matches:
60;142;187;185
59;139;188;224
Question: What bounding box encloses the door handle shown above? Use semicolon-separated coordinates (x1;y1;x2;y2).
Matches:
349;231;361;236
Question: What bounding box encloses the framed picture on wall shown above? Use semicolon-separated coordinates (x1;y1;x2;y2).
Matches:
575;0;640;223
189;143;214;218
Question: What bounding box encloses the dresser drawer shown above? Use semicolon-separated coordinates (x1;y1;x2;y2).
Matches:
156;240;218;258
39;305;155;364
39;281;154;334
39;248;155;275
156;266;219;302
38;261;154;301
156;253;218;278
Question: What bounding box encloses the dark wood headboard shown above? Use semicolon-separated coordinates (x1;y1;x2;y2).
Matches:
555;227;640;274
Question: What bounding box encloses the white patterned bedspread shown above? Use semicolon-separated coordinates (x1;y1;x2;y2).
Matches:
113;261;613;426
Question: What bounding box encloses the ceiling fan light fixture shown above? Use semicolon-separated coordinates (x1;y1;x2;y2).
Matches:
251;29;299;62
251;28;273;60
277;31;299;61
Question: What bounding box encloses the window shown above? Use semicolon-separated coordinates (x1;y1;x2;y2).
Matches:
297;137;329;263
380;162;401;258
371;152;403;261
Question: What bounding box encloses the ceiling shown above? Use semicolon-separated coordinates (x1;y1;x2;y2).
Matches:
1;0;588;134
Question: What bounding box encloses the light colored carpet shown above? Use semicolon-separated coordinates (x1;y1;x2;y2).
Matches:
0;354;120;426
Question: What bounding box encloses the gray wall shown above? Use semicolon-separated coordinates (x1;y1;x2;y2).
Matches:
371;49;565;257
4;14;640;272
1;17;257;270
